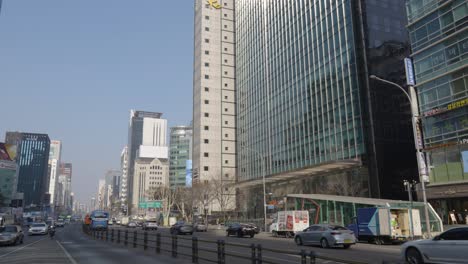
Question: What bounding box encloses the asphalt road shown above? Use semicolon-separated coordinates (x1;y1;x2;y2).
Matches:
109;225;403;264
0;224;186;264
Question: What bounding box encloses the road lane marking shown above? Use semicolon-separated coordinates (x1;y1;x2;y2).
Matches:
0;236;48;258
57;240;78;264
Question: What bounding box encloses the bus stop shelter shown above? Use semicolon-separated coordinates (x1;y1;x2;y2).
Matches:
286;194;443;235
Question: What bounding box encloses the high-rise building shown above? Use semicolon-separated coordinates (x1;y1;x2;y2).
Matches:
5;132;51;207
97;179;106;210
57;163;72;211
120;146;129;212
104;169;121;211
169;126;193;188
48;140;62;205
127;110;168;213
192;0;237;186
406;0;468;221
133;157;169;215
235;0;417;217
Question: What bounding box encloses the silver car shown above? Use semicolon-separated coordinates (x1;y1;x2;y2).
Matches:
294;224;356;249
401;227;468;264
28;223;48;236
0;225;24;245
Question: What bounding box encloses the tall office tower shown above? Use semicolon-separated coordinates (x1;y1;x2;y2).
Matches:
192;0;237;211
105;169;121;210
127;110;168;213
58;163;72;210
5;132;51;207
48;140;62;205
98;179;106;210
120;146;128;210
169;126;193;188
406;0;468;221
235;0;417;217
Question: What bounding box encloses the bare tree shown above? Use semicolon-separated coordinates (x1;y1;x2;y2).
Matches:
211;178;236;222
146;186;177;225
173;187;193;222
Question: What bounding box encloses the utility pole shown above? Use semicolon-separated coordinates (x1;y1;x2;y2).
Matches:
370;71;432;238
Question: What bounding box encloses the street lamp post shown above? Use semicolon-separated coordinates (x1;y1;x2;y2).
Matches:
242;146;268;232
370;75;432;238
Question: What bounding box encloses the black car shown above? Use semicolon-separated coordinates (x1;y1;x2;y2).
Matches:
246;223;260;234
170;221;194;235
226;223;256;238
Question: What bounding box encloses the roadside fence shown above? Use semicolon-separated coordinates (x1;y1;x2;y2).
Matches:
84;227;374;264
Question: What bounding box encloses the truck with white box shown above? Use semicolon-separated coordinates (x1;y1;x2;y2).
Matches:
270;210;309;237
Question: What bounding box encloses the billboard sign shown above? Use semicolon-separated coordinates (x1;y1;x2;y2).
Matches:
404;58;415;86
0;143;17;161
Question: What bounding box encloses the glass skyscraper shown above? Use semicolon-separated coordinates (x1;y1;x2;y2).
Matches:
6;132;50;207
169;126;193;188
406;0;467;222
236;0;417;217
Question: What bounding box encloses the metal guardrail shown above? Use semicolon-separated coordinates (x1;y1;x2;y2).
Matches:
83;225;372;264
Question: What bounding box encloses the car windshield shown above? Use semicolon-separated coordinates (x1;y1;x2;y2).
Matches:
0;226;17;232
32;224;46;228
329;225;347;230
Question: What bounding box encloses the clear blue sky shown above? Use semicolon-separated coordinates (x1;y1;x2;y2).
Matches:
0;1;194;204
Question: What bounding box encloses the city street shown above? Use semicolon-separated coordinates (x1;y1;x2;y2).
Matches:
0;224;183;264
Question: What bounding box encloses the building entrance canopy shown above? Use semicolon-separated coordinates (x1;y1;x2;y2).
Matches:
235;159;361;188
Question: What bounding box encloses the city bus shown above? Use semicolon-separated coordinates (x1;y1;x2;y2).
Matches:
89;210;109;230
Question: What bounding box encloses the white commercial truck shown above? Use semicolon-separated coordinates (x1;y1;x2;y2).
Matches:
121;216;130;226
270;210;309;237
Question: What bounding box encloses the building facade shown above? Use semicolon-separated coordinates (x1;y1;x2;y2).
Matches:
235;0;417;218
5;132;50;207
57;163;72;212
169;126;193;188
406;0;468;223
127;110;167;212
48;140;62;205
132;157;169;215
193;0;237;186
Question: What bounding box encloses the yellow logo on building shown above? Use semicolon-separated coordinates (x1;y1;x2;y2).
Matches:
207;0;222;9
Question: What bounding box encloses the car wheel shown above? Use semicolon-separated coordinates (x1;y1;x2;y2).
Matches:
406;248;424;264
320;238;329;249
295;236;303;245
250;233;254;238
226;232;230;237
20;237;24;244
343;244;351;249
272;231;278;237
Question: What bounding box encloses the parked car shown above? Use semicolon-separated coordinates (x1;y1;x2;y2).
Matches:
55;220;65;227
194;222;207;232
142;220;158;231
127;222;137;228
0;225;24;246
226;223;256;238
170;221;194;235
294;224;356;249
28;223;49;236
136;221;143;228
116;220;121;225
246;223;260;234
401;227;468;264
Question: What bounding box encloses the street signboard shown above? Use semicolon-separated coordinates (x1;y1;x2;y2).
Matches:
404;58;415;86
138;200;162;209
